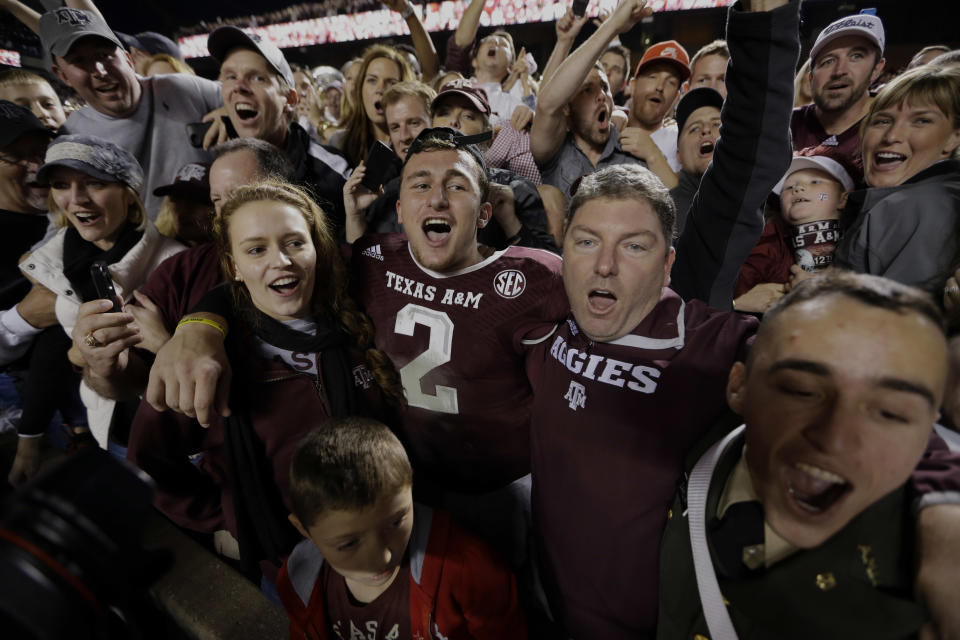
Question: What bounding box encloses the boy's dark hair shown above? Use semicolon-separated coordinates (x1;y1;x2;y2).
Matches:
289;418;413;527
752;271;946;367
402;129;490;200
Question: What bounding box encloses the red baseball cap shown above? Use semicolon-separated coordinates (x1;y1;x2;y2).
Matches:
634;40;691;82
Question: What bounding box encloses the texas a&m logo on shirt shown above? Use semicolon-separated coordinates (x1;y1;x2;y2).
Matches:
564;381;586;411
494;269;526;299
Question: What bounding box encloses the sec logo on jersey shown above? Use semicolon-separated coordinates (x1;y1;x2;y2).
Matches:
494;269;526;299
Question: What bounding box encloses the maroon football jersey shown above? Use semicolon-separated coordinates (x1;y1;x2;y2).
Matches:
322;559;411;640
352;234;567;492
528;289;757;640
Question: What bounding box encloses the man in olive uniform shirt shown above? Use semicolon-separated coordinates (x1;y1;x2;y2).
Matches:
657;272;951;640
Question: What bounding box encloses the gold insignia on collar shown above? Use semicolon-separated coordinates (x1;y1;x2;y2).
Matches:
742;544;764;570
816;572;837;591
858;545;878;587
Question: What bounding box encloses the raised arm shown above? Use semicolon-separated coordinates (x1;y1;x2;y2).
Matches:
531;0;651;166
65;0;106;22
384;0;440;82
539;8;589;88
453;0;485;50
671;0;797;308
0;0;41;35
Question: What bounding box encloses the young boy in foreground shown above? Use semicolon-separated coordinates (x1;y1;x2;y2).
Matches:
277;417;527;639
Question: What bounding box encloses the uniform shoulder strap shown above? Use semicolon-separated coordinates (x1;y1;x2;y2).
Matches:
687;424;745;640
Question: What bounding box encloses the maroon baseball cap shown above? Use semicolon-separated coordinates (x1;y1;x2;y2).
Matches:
433;79;491;116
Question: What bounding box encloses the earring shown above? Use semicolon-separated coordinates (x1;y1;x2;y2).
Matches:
235;273;242;282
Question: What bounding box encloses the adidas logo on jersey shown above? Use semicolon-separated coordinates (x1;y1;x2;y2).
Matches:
362;244;384;261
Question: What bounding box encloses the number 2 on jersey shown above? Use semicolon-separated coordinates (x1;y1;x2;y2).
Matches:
394;303;459;414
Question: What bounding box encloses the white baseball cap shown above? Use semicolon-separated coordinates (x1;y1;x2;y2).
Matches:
773;155;855;195
809;13;885;63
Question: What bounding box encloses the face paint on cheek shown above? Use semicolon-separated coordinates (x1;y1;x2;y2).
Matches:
818;193;828;200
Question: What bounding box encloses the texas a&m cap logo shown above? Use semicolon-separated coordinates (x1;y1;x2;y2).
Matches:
494;269;526;299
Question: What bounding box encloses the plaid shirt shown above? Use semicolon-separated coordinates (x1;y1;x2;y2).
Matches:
485;123;541;185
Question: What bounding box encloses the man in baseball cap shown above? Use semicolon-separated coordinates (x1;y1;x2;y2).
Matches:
117;31;184;75
207;26;297;149
791;12;886;185
670;86;724;231
39;7;136;119
0;101;54;308
37;8;223;219
207;26;349;235
625;39;691;176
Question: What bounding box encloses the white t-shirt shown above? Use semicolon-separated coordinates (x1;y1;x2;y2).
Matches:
64;73;222;219
650;122;681;173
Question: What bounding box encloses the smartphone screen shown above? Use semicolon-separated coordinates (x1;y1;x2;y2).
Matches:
572;0;588;17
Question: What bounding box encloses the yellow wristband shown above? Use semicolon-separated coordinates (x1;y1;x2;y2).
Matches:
176;317;227;338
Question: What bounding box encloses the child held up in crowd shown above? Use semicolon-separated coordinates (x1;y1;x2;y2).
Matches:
734;154;854;312
277;417;527;640
777;155;854;273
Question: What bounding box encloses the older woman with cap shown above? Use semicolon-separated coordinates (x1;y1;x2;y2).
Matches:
17;134;183;460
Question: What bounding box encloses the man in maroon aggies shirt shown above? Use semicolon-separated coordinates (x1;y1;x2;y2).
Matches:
525;1;800;636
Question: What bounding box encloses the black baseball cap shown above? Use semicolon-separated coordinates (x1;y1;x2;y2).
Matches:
675;87;724;138
0;101;52;149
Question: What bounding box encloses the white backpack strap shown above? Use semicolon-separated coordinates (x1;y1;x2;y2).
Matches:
687;424;745;640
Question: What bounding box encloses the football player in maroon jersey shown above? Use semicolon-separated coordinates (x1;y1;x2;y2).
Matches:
146;127;567;565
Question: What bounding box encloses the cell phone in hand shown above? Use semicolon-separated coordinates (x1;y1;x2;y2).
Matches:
90;261;122;312
360;141;396;192
572;0;588;17
187;117;238;148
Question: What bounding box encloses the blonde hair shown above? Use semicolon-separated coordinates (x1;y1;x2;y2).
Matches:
340;45;414;167
862;64;960;159
689;40;729;72
0;69;54;89
50;184;146;231
153;196;179;239
146;53;196;76
216;180;406;407
382;81;436;114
